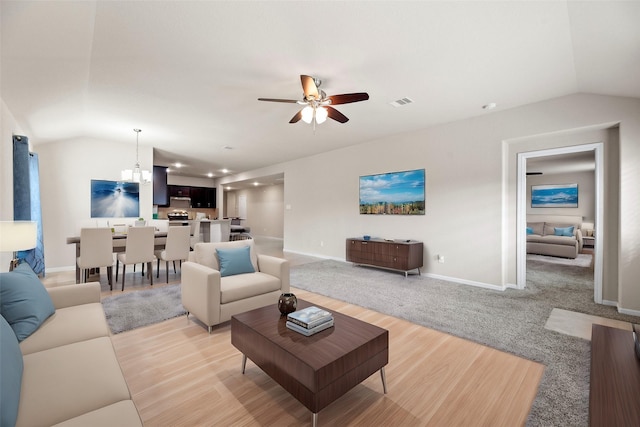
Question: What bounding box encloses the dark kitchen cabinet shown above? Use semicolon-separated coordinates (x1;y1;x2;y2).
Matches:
153;166;168;206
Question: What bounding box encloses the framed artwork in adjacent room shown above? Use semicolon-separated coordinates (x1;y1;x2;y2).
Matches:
91;179;140;218
359;168;425;215
531;183;578;208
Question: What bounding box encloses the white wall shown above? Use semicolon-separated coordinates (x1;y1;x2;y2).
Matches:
246;93;638;311
224;184;284;238
1;98;26;271
32;137;154;271
5;93;640;312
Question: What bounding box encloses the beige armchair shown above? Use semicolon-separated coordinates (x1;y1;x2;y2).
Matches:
181;240;289;333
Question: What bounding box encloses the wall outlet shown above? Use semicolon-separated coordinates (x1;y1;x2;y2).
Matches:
438;255;445;263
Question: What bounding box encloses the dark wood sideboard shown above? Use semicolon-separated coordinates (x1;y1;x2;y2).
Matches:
589;324;640;426
346;238;423;277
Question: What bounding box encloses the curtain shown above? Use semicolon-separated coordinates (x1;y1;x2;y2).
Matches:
13;135;45;275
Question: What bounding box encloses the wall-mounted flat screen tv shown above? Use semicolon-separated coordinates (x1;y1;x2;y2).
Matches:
359;169;425;215
91;179;140;218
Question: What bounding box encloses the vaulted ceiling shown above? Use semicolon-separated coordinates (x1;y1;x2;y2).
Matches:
2;1;639;179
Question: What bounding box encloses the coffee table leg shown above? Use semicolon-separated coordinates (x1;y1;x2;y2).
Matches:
312;412;318;427
241;354;247;374
380;367;388;394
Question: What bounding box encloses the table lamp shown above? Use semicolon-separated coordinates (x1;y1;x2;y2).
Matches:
0;221;37;271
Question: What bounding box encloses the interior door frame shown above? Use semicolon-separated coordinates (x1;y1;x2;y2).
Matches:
516;142;604;303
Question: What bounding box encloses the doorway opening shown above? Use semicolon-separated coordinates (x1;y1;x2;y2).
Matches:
516;143;604;304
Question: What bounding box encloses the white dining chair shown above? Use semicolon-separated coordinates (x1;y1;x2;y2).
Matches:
190;220;202;249
155;225;190;283
115;226;156;291
76;227;114;290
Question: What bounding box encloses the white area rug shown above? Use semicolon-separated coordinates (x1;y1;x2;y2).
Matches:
545;308;631;340
527;253;592;268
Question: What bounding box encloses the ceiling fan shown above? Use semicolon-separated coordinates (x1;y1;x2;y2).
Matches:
258;75;369;126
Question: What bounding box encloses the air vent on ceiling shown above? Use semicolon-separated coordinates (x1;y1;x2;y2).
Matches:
390;97;414;107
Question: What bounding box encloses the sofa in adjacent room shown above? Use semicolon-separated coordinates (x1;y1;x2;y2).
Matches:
526;216;584;259
0;263;142;427
181;239;290;333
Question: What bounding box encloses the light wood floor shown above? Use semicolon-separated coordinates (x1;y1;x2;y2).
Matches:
109;289;543;426
43;237;544;425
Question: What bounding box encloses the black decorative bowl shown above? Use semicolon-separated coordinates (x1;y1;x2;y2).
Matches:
278;293;297;316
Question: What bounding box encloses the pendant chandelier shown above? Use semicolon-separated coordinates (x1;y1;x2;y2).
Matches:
121;128;151;184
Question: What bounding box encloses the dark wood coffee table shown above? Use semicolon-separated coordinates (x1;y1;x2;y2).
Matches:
231;299;389;426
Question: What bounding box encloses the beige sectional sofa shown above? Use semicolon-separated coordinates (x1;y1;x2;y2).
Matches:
1;264;141;427
182;239;289;332
526;215;583;259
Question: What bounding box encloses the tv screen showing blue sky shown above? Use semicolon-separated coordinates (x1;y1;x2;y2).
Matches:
359;169;425;215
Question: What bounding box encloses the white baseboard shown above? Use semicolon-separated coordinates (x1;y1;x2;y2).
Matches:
617;305;640;317
422;272;507;291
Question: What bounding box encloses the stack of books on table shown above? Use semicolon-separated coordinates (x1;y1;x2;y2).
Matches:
286;306;334;336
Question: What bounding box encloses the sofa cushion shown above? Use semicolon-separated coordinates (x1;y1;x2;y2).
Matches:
18;337;132;427
216;246;255;277
19;302;109;355
220;272;282;304
554;226;574;237
527;234;577;246
0;314;23;427
0;262;55;341
194;240;259;271
527;222;544;236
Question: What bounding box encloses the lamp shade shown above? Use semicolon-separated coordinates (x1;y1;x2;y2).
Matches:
0;221;37;252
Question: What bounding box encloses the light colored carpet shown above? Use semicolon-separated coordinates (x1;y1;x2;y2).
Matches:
527;253;592;268
102;284;186;334
290;259;639;426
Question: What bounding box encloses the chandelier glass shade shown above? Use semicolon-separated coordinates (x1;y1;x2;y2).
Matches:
121;128;151;184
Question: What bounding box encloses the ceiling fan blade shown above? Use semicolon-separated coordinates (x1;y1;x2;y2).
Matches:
289;110;303;124
327;92;370;105
300;75;319;100
326;106;349;123
258;98;299;103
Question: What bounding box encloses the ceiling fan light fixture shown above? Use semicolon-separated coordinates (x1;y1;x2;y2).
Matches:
301;106;314;124
315;107;328;124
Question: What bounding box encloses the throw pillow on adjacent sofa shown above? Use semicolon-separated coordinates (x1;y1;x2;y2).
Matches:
0;314;23;427
216;246;256;277
0;262;55;341
554;226;574;237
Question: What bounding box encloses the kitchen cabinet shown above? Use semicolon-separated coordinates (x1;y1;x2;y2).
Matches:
167;185;216;208
153;166;169;206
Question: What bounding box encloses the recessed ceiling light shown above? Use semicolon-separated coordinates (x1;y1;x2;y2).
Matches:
221;168;229;174
253;182;259;186
175;162;182;168
222;146;233;150
482;103;497;110
207;173;213;178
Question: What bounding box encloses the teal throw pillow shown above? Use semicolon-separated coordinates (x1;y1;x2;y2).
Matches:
216;246;255;277
554;226;574;237
0;262;55;341
526;227;533;235
0;314;23;427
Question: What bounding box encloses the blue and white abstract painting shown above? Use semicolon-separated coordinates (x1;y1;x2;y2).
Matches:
91;180;140;218
531;183;578;208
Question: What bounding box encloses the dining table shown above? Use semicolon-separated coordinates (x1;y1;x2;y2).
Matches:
66;231;168;284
